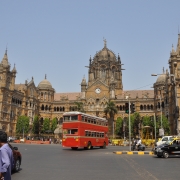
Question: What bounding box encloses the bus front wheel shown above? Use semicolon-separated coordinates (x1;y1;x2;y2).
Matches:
87;142;92;150
100;142;106;149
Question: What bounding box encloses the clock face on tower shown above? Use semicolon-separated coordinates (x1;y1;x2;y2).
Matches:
95;88;101;94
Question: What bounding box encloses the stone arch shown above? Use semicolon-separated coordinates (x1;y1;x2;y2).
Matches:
45;105;48;111
57;107;59;111
54;107;57;111
144;105;146;110
120;105;122;111
140;105;143;111
151;105;153;110
41;104;44;110
147;105;150;110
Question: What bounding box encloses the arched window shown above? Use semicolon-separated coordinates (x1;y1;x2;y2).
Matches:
57;107;59;111
112;66;116;79
54;107;57;111
100;65;106;81
140;105;143;111
59;117;63;124
147;105;150;110
151;105;153;110
45;105;48;111
162;102;164;109
120;106;122;111
41;105;44;110
144;105;146;110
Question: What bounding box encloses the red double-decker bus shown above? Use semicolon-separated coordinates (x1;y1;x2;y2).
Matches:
62;111;108;150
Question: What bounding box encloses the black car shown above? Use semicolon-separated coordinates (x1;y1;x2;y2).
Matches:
154;138;180;158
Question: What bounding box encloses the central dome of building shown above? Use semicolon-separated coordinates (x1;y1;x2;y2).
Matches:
38;75;52;89
93;39;117;62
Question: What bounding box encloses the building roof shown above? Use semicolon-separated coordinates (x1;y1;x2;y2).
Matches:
116;90;154;99
54;92;82;101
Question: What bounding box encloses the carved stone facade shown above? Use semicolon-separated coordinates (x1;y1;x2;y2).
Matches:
1;36;180;136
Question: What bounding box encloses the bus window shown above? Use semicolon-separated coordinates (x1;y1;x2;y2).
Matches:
64;116;70;121
97;132;100;137
85;131;88;136
71;115;78;121
67;129;78;134
94;119;96;124
102;133;104;137
85;117;87;122
81;116;84;121
88;118;91;123
92;132;95;137
91;119;94;124
88;131;91;136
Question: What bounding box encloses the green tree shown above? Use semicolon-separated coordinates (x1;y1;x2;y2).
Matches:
51;118;58;133
32;115;39;134
157;115;170;135
42;118;50;133
115;117;123;137
16;115;30;134
74;101;85;112
104;101;117;136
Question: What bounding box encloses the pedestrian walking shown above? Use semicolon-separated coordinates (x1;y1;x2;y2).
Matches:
0;131;13;180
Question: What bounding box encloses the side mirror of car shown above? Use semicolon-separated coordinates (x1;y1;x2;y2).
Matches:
13;147;18;151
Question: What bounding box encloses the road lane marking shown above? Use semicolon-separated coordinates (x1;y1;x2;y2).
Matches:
121;156;159;180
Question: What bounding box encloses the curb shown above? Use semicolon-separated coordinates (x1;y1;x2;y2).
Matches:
113;151;154;155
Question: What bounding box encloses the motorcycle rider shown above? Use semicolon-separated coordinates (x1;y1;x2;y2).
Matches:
136;138;142;149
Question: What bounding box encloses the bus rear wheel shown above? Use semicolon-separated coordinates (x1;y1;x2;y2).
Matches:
71;147;78;150
87;142;92;150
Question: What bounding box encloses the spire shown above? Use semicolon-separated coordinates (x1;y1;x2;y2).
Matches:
103;38;107;48
118;53;121;63
45;74;47;79
1;48;9;67
176;33;180;53
89;56;92;65
81;75;87;86
163;67;165;74
12;63;17;73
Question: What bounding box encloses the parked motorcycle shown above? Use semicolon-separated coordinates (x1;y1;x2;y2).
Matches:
131;144;145;151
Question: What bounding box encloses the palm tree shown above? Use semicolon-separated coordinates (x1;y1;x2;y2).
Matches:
74;101;85;112
104;101;117;137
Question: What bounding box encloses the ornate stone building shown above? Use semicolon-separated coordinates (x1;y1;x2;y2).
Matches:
1;35;180;137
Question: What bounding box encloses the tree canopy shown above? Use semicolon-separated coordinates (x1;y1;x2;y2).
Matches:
32;115;39;134
16;115;30;134
104;101;117;136
51;118;57;133
42;118;50;133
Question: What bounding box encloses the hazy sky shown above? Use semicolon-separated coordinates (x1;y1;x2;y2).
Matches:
0;1;180;93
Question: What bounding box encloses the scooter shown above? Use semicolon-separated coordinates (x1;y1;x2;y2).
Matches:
131;143;145;151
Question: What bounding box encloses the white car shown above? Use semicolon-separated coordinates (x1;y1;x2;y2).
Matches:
156;136;174;146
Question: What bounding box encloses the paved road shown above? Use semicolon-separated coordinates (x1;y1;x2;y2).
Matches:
11;144;179;180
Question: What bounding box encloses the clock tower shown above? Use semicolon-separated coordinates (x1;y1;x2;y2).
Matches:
83;40;123;115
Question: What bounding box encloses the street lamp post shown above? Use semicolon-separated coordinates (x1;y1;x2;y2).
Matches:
159;95;163;129
170;74;179;135
126;96;131;151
